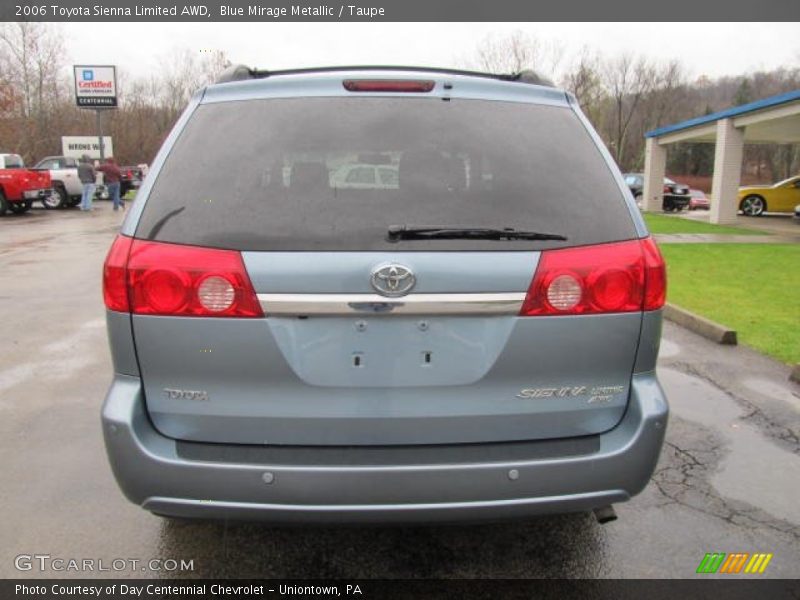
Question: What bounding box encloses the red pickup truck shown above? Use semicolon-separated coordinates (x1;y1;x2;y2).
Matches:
0;153;53;215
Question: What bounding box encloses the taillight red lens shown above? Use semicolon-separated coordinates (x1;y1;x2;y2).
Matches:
103;235;133;312
342;79;435;92
520;238;665;316
641;237;667;310
102;236;263;318
127;240;263;317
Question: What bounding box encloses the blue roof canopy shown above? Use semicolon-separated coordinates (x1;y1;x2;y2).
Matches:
645;89;800;139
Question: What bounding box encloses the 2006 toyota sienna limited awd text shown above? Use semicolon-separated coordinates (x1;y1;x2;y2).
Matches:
101;66;669;523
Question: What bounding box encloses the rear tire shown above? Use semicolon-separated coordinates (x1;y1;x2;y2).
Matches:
740;195;766;216
0;191;8;216
43;185;66;209
8;200;32;214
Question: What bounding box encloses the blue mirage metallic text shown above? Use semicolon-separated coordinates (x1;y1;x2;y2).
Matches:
220;4;386;17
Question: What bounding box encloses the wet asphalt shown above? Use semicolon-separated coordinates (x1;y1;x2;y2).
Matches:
1;204;798;580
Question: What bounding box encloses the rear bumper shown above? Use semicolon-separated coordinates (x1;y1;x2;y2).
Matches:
101;373;668;523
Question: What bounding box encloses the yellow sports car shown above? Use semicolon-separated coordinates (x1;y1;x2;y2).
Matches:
738;175;800;216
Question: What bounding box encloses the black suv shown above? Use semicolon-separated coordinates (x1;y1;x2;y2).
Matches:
624;173;691;212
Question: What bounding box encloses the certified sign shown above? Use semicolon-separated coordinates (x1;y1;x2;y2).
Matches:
73;65;117;108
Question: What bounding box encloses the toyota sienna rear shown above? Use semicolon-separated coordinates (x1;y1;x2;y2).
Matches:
101;66;668;523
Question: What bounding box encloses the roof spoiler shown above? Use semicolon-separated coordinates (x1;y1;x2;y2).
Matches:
214;65;554;87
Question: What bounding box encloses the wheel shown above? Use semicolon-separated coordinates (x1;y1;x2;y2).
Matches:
740;195;766;216
0;190;8;215
43;185;66;209
8;200;32;214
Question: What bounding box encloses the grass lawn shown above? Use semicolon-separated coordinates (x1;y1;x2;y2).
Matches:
643;212;764;235
660;244;800;365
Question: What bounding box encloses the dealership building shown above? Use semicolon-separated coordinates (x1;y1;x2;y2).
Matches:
641;89;800;224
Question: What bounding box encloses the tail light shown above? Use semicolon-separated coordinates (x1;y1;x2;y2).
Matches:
519;238;666;316
663;185;671;193
102;236;263;318
103;235;133;312
343;79;435;92
641;237;667;310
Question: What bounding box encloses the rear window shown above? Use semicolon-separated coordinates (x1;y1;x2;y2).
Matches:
137;97;636;251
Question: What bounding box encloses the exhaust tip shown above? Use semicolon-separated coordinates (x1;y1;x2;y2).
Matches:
593;505;618;524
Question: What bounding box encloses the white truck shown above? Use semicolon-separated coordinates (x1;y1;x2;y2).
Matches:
32;156;83;209
32;155;110;208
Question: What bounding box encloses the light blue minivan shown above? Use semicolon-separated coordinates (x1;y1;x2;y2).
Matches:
101;66;668;523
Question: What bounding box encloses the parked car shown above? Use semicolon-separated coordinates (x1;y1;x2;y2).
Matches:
688;189;710;210
32;155;84;209
0;153;53;215
738;175;800;216
623;173;691;211
331;163;399;189
101;66;668;524
120;165;144;196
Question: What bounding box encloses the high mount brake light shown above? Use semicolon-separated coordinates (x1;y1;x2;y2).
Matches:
519;238;666;316
342;79;436;92
102;236;263;318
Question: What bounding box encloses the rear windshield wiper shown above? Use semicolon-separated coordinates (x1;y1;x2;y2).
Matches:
387;225;567;242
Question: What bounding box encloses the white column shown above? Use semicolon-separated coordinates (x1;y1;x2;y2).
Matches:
642;137;666;212
710;118;744;225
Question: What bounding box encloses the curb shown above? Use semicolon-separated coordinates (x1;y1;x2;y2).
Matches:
791;364;800;384
663;303;737;345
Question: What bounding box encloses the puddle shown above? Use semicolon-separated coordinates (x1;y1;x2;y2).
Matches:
0;319;106;399
660;367;800;524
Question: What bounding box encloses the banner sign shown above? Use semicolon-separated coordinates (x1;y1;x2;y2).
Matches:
61;136;114;159
73;65;118;108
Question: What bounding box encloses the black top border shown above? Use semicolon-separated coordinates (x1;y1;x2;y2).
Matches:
2;0;799;22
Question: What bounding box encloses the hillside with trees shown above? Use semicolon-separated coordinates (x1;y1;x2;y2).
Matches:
1;23;798;187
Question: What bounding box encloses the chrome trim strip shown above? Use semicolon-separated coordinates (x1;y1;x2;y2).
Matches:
257;293;526;316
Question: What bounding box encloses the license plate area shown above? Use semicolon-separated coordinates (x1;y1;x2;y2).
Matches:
266;315;516;388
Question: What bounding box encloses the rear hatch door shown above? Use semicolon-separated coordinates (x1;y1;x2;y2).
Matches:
130;87;643;446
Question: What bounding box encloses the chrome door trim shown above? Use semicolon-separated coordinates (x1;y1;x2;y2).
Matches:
257;293;526;316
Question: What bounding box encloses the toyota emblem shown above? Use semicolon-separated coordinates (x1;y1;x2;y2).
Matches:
370;264;416;297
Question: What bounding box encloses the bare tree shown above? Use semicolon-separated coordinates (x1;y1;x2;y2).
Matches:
471;30;563;78
561;47;607;125
0;23;67;161
603;54;657;167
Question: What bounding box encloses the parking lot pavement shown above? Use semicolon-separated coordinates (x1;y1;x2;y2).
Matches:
681;210;800;238
1;205;798;579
